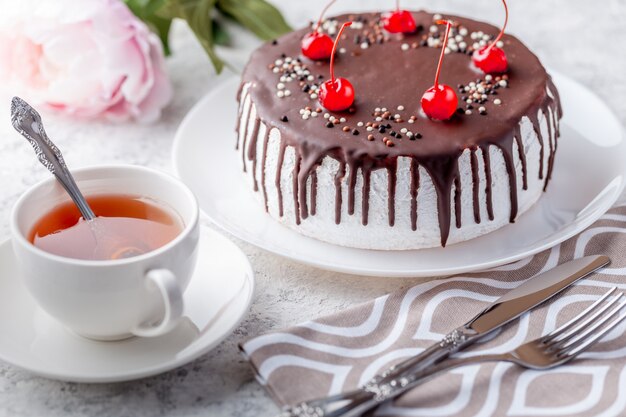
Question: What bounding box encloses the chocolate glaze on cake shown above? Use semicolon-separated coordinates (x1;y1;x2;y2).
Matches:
237;11;562;246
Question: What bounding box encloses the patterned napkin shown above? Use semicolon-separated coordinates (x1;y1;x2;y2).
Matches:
241;204;626;417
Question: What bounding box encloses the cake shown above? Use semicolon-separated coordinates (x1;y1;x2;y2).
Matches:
236;10;561;250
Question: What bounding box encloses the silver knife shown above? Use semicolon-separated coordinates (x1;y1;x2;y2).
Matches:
279;255;610;417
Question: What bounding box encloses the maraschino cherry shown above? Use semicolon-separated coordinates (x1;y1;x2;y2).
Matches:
421;20;458;121
319;22;355;112
382;0;416;34
301;0;337;60
472;0;509;73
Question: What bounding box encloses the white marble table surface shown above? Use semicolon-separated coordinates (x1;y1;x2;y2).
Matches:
0;1;625;415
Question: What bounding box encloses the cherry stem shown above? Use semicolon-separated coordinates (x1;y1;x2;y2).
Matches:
396;0;400;11
485;0;508;53
314;0;338;32
329;22;352;83
433;20;453;88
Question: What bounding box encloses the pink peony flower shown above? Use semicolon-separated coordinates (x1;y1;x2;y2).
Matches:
0;0;172;123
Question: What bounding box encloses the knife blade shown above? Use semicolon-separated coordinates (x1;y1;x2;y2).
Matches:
467;255;610;334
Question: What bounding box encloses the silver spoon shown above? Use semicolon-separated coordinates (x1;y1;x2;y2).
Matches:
10;97;96;221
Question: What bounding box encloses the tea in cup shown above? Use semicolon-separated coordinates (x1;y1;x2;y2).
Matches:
10;165;200;341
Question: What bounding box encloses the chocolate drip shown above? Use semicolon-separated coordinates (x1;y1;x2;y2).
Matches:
347;161;358;216
275;141;287;217
545;80;562;190
513;124;527;190
482;147;495;221
310;169;318;216
495;138;519;223
235;89;249;142
240;106;252;173
237;11;563;247
545;108;554;186
420;154;461;246
362;165;372;226
387;160;397;227
529;110;545;180
548;77;563;124
410;158;420;231
293;154;302;224
260;127;271;211
544;108;556;191
247;118;261;191
454;174;462;229
470;149;481;224
334;162;346;224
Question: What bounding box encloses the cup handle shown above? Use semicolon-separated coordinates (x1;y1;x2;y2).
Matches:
131;269;184;337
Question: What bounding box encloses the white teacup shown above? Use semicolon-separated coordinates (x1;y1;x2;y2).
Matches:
10;165;199;341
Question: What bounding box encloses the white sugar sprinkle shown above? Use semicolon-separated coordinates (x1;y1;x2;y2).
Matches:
494;99;502;105
397;105;405;111
401;43;410;51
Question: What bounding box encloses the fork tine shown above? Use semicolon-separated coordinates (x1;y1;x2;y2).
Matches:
556;296;626;353
547;290;623;345
542;287;618;343
561;310;626;358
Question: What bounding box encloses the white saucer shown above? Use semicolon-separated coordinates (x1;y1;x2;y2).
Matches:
172;71;626;278
0;227;254;383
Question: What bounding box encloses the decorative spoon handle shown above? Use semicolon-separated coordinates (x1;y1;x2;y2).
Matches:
10;97;96;221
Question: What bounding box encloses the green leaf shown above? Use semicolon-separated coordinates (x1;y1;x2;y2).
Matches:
124;0;173;55
212;19;230;46
216;0;292;41
159;0;225;73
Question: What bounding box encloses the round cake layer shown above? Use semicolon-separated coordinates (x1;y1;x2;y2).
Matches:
236;11;561;249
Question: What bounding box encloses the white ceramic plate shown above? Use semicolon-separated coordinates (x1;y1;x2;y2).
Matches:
0;227;254;383
172;71;626;278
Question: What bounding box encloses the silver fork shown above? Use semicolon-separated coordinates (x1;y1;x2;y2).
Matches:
281;287;626;417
